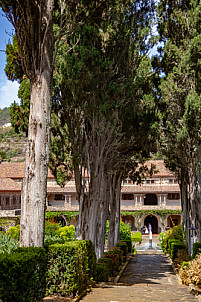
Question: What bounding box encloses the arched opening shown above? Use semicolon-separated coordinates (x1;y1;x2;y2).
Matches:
166;215;182;228
144;194;157;205
54;215;67;227
144;215;158;234
121;215;137;231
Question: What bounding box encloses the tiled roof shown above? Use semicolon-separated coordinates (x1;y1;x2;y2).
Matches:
0;178;21;191
47;186;77;193
0;162;54;179
121;184;180;194
139;160;175;178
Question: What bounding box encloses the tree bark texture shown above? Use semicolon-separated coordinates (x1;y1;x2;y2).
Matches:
107;172;122;250
19;0;54;246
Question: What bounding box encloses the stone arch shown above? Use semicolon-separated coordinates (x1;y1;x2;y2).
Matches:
54;214;67;227
144;194;158;206
121;215;137;231
141;214;162;234
165;214;182;229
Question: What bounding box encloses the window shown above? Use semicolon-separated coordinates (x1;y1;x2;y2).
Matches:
151;179;155;184
13;196;16;204
6;196;10;205
54;194;65;200
122;194;134;200
146;180;151;184
167;193;180;200
168;179;174;184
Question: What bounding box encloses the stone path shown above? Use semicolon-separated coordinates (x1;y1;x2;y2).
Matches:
81;237;197;302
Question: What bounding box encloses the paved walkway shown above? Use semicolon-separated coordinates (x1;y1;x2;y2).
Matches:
81;236;197;302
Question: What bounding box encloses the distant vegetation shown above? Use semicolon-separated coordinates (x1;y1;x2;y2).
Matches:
0;107;10;127
0;127;26;162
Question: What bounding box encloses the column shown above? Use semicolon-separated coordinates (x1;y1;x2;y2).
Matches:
139;194;143;206
135;195;138;206
163;194;167;206
159;194;162;206
64;195;68;208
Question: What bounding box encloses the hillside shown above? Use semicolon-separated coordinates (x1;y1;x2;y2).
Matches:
0;127;27;162
0;107;10;127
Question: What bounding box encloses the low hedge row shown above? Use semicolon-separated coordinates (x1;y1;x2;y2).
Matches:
170;241;186;260
46;240;96;297
96;241;129;282
0;247;47;302
192;242;201;258
0;240;96;301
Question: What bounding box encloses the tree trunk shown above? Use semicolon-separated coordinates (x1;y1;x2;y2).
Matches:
20;0;54;246
20;73;52;246
107;172;122;250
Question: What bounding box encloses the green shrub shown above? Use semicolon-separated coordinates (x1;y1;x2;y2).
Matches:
108;249;124;265
6;225;20;241
0;232;19;254
131;232;142;243
46;240;96;297
160;224;184;253
120;239;132;253
182;261;189;269
97;257;113;276
119;221;131;241
96;263;109;282
104;252;120;273
56;225;76;240
192;242;201;259
170;242;186;260
44;221;61;237
116;242;128;257
44;235;66;245
0;247;47;302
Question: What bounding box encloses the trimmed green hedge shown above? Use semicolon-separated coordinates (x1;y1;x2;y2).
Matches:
131;232;142;243
96;262;110;282
46;240;96;296
170;241;186;260
116;242;128;257
192;242;201;259
0;247;47;302
120;239;132;253
0;240;96;300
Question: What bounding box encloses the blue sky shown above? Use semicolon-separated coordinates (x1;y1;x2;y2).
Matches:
0;9;19;109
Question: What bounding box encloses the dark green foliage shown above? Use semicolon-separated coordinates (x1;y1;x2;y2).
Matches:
120;239;132;253
46;240;96;297
192;242;201;259
107;249;124;266
96;262;109;282
9;79;30;136
159;224;184;254
116;242;128;257
97;257;113;277
103;252;120;273
0;247;47;302
170;242;186;260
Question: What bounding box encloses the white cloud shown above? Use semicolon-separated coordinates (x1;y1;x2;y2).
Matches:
0;80;20;109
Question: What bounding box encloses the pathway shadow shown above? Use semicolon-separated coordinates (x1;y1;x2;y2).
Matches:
119;254;175;285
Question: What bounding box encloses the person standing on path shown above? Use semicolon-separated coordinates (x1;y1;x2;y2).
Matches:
148;223;152;233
